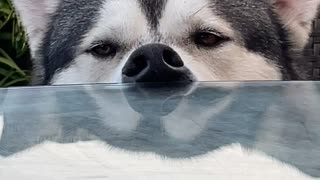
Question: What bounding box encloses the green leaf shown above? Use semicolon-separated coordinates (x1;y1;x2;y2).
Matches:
0;8;12;30
0;67;10;76
0;32;12;40
3;77;28;87
0;56;26;76
0;69;14;86
0;0;30;87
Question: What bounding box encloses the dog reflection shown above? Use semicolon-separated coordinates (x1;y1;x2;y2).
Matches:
0;83;319;177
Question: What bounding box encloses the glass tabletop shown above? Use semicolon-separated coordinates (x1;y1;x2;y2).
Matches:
0;82;319;179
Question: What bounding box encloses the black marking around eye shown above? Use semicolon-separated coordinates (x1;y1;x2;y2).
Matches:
40;0;105;84
212;0;295;80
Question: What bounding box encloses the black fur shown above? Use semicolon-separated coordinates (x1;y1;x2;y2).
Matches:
38;0;305;84
138;0;168;29
40;0;104;84
213;0;301;80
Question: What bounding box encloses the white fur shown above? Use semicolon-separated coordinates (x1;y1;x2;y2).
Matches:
79;0;149;49
273;0;320;49
158;0;281;81
0;142;312;179
13;0;320;84
12;0;59;55
159;0;235;40
52;0;281;85
52;0;149;84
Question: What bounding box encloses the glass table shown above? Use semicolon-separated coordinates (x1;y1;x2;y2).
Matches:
0;82;319;179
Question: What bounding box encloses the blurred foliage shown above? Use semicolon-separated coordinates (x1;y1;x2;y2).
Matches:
0;0;31;87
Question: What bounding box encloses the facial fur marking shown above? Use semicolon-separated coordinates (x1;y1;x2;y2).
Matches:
138;0;168;29
17;0;318;85
41;0;105;84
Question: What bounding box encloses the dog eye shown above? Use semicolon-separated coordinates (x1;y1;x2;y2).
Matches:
193;32;225;48
88;43;117;58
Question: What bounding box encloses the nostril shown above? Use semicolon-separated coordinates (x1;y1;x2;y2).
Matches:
123;55;148;77
162;49;184;68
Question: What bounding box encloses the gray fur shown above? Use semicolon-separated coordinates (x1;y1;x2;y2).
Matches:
12;0;320;84
40;0;105;84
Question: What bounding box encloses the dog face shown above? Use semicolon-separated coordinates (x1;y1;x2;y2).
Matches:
13;0;320;85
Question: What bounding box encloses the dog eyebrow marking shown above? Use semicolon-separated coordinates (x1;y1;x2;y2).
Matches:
138;0;168;29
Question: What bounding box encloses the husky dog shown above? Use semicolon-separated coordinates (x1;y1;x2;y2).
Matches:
12;0;320;85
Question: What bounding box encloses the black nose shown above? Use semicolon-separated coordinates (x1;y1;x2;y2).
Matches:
122;44;192;83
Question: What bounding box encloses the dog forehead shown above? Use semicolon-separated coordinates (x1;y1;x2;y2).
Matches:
48;0;277;46
47;0;104;46
46;0;169;49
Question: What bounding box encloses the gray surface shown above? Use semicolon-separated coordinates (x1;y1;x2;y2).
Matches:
0;82;320;178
